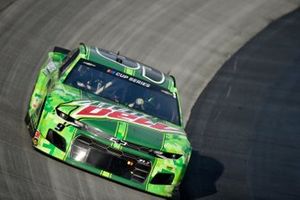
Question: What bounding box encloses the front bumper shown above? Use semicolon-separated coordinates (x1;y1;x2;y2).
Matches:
31;123;184;197
70;135;152;183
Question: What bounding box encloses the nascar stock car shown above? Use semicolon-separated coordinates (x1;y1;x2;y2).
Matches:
25;43;192;198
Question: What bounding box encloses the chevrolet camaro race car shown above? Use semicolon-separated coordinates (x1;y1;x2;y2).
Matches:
25;43;191;198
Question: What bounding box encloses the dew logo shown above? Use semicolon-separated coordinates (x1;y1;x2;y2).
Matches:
75;104;180;133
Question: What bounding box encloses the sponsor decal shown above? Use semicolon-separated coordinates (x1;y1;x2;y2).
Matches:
75;103;180;132
43;60;56;75
32;130;41;146
106;69;151;88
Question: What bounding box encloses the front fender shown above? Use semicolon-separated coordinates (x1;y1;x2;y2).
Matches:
27;52;63;128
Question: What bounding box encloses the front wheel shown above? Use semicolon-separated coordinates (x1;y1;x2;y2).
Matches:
24;112;35;137
25;96;46;137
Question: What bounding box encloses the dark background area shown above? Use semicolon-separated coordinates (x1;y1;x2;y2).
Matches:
181;8;300;200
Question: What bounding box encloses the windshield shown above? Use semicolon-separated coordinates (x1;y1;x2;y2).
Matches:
64;59;180;125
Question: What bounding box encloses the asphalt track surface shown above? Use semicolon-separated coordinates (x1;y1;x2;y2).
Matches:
0;0;300;200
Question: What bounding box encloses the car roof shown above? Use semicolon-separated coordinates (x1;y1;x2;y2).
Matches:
79;45;177;92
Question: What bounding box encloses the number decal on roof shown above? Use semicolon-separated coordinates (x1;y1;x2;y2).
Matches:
96;48;140;70
96;47;165;84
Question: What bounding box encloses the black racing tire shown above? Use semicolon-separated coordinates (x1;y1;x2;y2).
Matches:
24;112;35;137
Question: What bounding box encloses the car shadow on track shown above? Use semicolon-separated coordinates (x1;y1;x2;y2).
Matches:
180;150;223;200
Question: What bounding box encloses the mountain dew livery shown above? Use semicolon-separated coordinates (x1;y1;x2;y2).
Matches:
25;44;191;198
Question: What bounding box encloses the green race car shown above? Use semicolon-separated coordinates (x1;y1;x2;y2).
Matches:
25;44;192;198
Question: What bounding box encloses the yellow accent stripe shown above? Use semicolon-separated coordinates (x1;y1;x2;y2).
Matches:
116;122;127;139
114;122;120;137
123;122;129;140
100;170;112;178
125;68;134;75
111;122;128;150
112;143;122;150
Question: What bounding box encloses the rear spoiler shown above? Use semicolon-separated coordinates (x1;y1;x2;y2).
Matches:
53;46;70;55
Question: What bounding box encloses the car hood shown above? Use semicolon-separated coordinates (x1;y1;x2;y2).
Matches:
50;85;190;154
